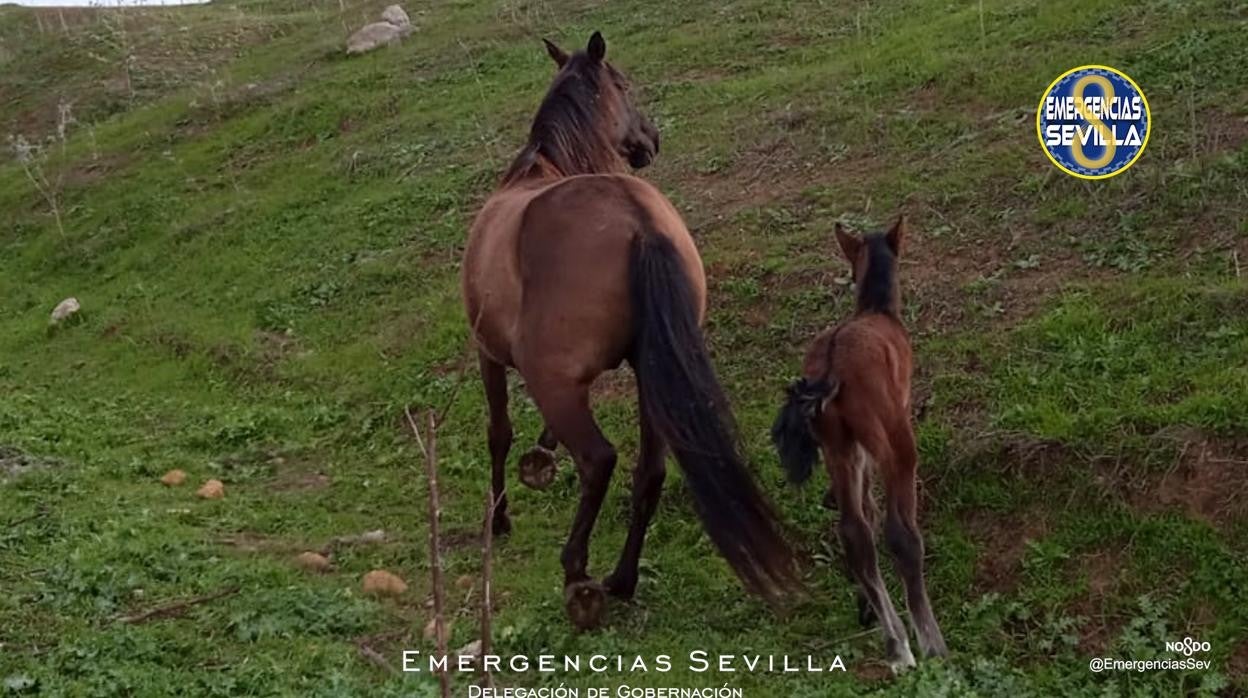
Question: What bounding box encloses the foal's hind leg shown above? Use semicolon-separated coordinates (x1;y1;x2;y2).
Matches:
882;420;948;658
480;353;513;535
826;434;915;672
604;399;667;600
528;378;616;630
852;469;879;628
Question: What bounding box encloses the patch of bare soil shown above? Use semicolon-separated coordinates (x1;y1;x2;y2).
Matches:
1228;640;1248;689
1125;433;1248;530
1066;547;1129;655
928;434;1078;498
267;456;331;494
249;329;302;378
962;508;1050;593
657;109;885;237
440;527;482;554
216;530;300;555
0;446;61;482
850;661;893;683
63;151;134;189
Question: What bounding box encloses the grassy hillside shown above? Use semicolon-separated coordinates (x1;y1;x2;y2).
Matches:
2;0;1246;695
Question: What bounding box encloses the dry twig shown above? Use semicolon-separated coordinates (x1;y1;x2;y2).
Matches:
116;586;240;624
406;407;450;698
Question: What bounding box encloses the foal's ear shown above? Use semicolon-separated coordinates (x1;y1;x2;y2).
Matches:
586;31;606;62
834;222;862;263
885;215;908;256
543;38;569;67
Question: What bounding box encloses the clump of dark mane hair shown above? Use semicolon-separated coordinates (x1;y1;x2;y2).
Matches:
857;233;898;315
502;54;621;183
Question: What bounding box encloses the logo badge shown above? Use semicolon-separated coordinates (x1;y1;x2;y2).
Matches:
1037;65;1150;179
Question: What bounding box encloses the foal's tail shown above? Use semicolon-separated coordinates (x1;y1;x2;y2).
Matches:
771;376;836;486
629;233;800;602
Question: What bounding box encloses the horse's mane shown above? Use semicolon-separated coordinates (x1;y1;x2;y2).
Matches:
502;55;622;184
857;233;898;315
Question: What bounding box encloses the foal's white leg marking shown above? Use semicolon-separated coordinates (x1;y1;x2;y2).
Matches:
856;445;916;672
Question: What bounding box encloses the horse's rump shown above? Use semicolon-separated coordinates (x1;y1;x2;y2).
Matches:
469;174;698;382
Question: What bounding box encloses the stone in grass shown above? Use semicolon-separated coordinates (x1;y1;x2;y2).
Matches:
195;479;225;499
160;469;188;486
347;4;413;55
50;297;81;324
380;4;409;27
362;569;407;597
293;552;332;573
455;574;475;591
456;640;482;661
346;21;411;55
423;616;452;644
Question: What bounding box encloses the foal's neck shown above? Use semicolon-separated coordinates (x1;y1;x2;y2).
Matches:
854;238;901;318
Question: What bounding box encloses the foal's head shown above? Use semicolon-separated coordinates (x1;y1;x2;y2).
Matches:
514;32;658;178
834;216;907;317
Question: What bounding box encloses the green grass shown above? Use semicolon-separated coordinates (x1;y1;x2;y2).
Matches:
2;0;1246;695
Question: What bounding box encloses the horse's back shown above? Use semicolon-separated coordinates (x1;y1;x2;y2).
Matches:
463;173;702;382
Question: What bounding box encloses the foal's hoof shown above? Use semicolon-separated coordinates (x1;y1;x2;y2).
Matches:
491;512;512;537
518;446;557;490
885;641;917;675
564;580;607;630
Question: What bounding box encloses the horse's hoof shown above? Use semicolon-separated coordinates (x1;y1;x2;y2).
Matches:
563;580;607;630
518;446;557;491
602;572;637;600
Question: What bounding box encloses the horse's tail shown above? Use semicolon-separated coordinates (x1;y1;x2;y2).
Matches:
770;375;837;485
629;232;800;602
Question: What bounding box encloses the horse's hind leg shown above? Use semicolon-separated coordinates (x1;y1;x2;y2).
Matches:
827;432;915;672
882;420;948;658
518;425;558;490
604;397;667;600
529;377;616;630
480;353;513;535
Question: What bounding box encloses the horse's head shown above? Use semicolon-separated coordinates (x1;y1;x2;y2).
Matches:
541;32;659;170
835;216;906;316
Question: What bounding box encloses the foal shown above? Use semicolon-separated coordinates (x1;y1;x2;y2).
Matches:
771;217;947;671
462;33;798;629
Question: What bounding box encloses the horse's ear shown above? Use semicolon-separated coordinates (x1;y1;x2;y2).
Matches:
586;31;606;62
886;215;908;256
834;222;862;263
543;38;569;67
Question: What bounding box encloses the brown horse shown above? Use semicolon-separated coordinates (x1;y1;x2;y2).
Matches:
461;32;798;629
771;217;947;671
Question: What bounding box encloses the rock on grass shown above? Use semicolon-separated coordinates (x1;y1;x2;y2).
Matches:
293;552;332;573
160;469;187;486
50;297;80;325
362;570;407;596
196;479;225;499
